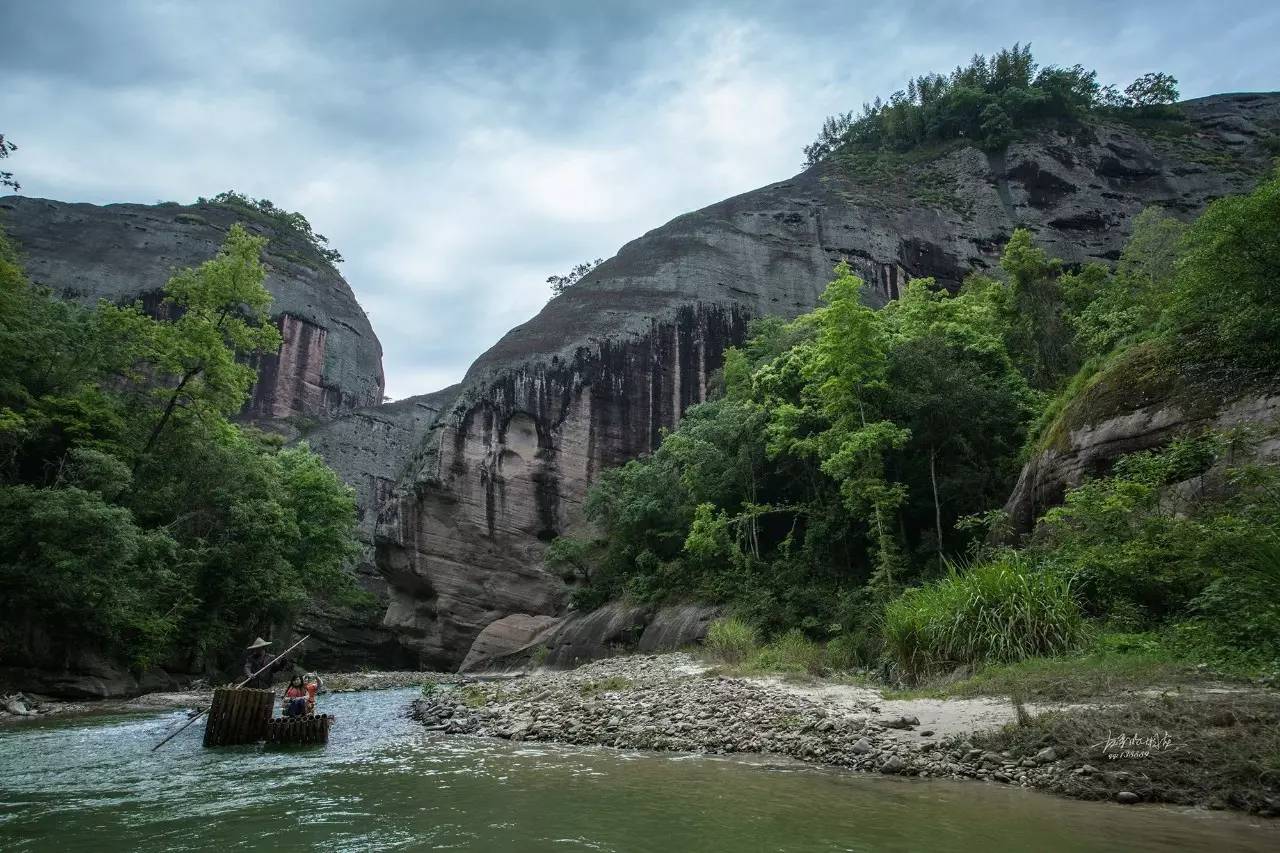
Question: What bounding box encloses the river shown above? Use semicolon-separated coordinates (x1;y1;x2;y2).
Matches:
0;687;1275;852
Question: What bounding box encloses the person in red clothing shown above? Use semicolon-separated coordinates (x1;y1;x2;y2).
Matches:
282;675;308;718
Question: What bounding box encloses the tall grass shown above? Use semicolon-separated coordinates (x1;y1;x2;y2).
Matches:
750;629;824;675
704;616;759;664
883;553;1086;681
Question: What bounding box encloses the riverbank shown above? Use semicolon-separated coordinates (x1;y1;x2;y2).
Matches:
409;652;1280;817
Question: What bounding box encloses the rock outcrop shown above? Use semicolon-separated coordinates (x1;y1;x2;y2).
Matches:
377;93;1280;669
458;603;721;672
1005;352;1280;533
0;195;385;424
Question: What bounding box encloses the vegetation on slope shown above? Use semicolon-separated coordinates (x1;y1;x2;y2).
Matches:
0;222;364;673
552;167;1280;683
803;44;1179;165
197;190;344;265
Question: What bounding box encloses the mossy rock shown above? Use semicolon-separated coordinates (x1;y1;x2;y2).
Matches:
1037;340;1271;453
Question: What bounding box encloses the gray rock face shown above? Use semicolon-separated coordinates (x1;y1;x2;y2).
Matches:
377;93;1280;669
459;613;561;672
458;602;722;672
290;386;463;668
0;195;385;423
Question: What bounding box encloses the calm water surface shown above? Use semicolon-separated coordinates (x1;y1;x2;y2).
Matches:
0;687;1275;852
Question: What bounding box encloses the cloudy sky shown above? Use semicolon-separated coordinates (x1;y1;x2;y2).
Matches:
2;1;1276;400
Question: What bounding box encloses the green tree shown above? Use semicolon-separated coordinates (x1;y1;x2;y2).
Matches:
1160;168;1280;364
0;132;17;192
1069;207;1186;358
0;221;361;673
882;280;1036;559
996;228;1077;389
1124;72;1179;108
136;223;282;462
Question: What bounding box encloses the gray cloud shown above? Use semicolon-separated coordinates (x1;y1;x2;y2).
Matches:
1;1;1276;398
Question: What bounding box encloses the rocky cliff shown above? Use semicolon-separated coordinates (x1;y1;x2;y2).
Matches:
0;196;385;424
293;386;460;668
376;93;1280;669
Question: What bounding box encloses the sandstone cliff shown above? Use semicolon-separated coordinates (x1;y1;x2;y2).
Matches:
376;93;1280;669
0;195;385;424
294;385;460;668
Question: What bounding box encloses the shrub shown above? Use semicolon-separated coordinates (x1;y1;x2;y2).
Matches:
751;629;824;675
578;676;633;697
822;632;865;671
704;616;759;664
883;553;1086;681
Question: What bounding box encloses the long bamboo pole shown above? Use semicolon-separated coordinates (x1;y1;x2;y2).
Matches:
150;634;309;751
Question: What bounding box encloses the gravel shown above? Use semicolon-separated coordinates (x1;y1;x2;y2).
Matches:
407;653;1078;789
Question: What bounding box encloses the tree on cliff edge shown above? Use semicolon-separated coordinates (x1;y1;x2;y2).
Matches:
0;133;17;192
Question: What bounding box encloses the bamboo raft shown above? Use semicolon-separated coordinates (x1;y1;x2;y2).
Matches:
202;687;332;747
265;713;333;745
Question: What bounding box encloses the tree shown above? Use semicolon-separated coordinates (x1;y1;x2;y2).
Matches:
1069;207;1186;358
997;228;1076;389
800;46;1180;165
882;280;1035;559
1161;168;1280;364
1124;72;1179;108
803;111;855;167
202;191;343;264
0;133;16;192
0;222;362;673
136;223;282;462
548;258;603;296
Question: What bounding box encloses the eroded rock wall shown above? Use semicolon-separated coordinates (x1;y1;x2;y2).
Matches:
1006;389;1280;534
378;305;748;668
294;387;461;668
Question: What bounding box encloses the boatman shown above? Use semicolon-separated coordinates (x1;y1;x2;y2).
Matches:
242;637;291;688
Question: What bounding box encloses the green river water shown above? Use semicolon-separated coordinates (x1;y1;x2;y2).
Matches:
1;687;1276;852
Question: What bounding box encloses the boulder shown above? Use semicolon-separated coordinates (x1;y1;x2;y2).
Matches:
459;603;723;672
460;614;561;672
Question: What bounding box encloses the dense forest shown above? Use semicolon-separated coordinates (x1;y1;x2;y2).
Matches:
0;223;364;673
551;168;1280;680
803;44;1179;165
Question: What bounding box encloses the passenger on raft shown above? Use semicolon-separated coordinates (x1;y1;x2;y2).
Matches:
303;672;323;714
282;675;309;718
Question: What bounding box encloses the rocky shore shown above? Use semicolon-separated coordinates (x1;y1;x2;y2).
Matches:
409;652;1280;816
411;654;1068;784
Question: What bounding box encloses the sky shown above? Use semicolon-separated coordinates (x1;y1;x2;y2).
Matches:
2;1;1277;401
